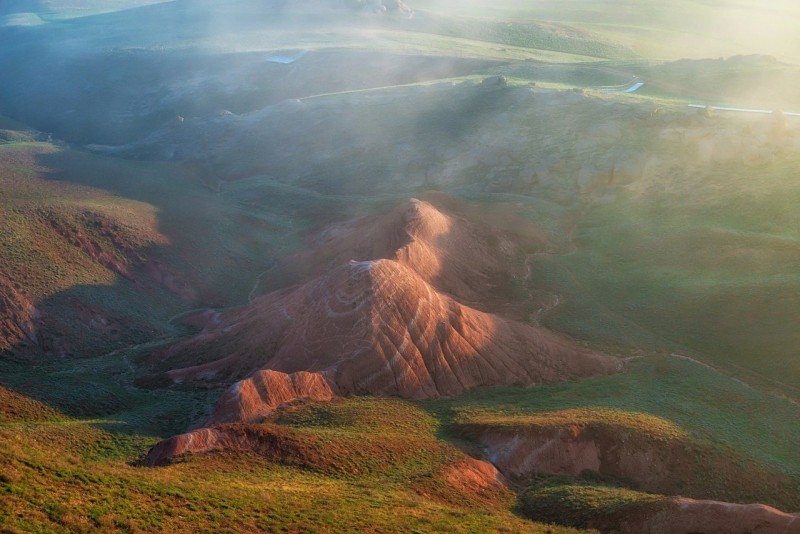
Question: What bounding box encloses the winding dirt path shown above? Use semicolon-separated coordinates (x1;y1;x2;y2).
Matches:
248;261;278;304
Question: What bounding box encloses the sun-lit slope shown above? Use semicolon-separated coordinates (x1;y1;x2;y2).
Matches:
0;386;61;423
383;10;635;60
150;257;620;398
418;0;800;64
284;198;544;309
0;389;578;533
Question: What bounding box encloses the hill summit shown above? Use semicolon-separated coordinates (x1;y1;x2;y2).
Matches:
146;200;621;434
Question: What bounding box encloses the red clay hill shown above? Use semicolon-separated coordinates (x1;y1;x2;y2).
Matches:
283;197;543;309
159;257;620;404
142;199;621;463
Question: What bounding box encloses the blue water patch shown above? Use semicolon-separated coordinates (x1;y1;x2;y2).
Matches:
266;51;308;64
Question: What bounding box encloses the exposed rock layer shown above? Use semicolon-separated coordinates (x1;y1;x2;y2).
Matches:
144;424;317;468
145;200;621;463
474;423;683;491
207;370;335;425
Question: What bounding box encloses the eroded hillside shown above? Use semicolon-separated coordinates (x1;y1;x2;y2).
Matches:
2;1;800;532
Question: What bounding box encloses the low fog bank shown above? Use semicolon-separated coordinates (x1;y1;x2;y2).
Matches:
418;0;800;64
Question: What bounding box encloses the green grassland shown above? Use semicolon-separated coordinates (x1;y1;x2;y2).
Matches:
4;350;800;530
529;146;800;398
0;127;394;356
0;387;583;533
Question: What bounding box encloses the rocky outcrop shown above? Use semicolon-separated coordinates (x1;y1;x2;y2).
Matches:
441;457;508;504
142;424;316;468
473;423;682;489
207;370;335;425
144;199;620;465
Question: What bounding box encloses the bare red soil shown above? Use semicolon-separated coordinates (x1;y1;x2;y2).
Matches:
155;200;619;400
207;370;335;425
144;423;340;468
287;198;532;309
472;422;689;490
0;273;40;351
163;258;620;400
440;457;509;506
143;199;619;464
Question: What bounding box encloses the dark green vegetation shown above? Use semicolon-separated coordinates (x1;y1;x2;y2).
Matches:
519;480;666;530
1;0;800;531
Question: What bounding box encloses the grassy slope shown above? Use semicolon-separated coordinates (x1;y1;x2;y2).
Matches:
0;126;361;349
530;147;800;398
519;479;666;530
427;355;800;509
0;390;580;533
0;139;187;356
388;11;635;60
0;142;164;304
5;353;800;530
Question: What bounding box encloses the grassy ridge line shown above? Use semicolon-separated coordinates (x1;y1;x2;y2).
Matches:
389;11;636;60
454;407;689;442
418;0;800;63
